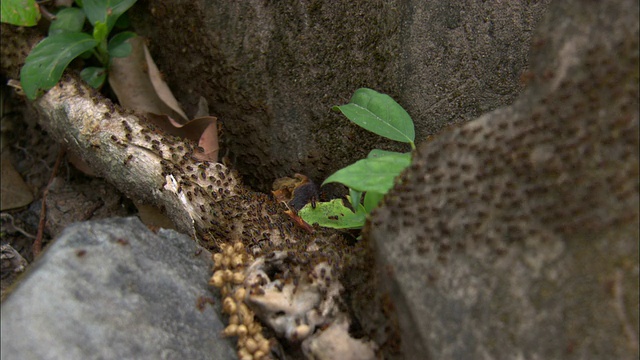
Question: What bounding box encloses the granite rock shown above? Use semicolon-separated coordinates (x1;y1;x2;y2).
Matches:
0;217;237;360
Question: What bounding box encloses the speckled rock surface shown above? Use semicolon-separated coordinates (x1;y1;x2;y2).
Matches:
129;0;550;192
0;217;237;360
362;0;639;358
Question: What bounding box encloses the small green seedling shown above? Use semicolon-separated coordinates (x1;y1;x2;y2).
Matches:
299;88;415;230
5;0;139;99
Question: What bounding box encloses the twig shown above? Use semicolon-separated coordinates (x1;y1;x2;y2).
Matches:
32;147;66;257
0;213;36;239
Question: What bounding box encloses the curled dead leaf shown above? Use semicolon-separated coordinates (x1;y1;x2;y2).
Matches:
108;36;189;123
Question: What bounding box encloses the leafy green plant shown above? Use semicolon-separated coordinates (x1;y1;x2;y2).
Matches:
1;0;41;26
299;88;415;230
9;0;138;100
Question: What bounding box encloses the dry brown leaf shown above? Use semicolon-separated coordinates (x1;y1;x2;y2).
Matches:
0;151;34;211
146;113;219;162
194;96;209;118
133;200;177;231
67;152;97;176
109;36;189;123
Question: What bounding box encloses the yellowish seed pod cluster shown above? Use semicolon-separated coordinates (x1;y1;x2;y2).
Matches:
209;242;271;360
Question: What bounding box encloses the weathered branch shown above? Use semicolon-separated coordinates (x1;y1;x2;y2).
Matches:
34;76;315;252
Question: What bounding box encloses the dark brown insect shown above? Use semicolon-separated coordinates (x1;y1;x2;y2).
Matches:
195;296;215;312
123;154;133;165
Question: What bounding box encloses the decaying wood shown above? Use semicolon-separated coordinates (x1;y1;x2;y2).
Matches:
33;76;322;254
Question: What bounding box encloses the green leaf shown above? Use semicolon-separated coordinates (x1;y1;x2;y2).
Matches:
79;49;93;59
334;88;415;145
114;11;130;28
322;151;411;193
49;7;86;36
83;0;137;32
92;21;108;42
80;67;106;88
363;191;384;213
20;32;98;100
1;0;40;26
298;199;366;229
108;31;136;58
349;189;362;211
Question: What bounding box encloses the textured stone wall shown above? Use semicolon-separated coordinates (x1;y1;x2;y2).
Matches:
130;0;550;191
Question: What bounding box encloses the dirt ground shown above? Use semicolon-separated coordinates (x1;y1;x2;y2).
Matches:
1;81;136;300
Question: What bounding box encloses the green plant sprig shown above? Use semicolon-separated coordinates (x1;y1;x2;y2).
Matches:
299;88;416;230
6;0;138;100
1;0;41;27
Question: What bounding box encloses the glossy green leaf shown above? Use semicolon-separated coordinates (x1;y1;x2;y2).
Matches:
83;0;137;32
20;32;98;100
1;0;40;26
80;66;106;88
322;151;411;193
363;191;384;213
108;31;136;58
49;7;85;36
334;88;415;145
299;199;366;229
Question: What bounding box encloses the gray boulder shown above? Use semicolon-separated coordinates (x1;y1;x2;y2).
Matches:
0;217;236;360
362;0;639;359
